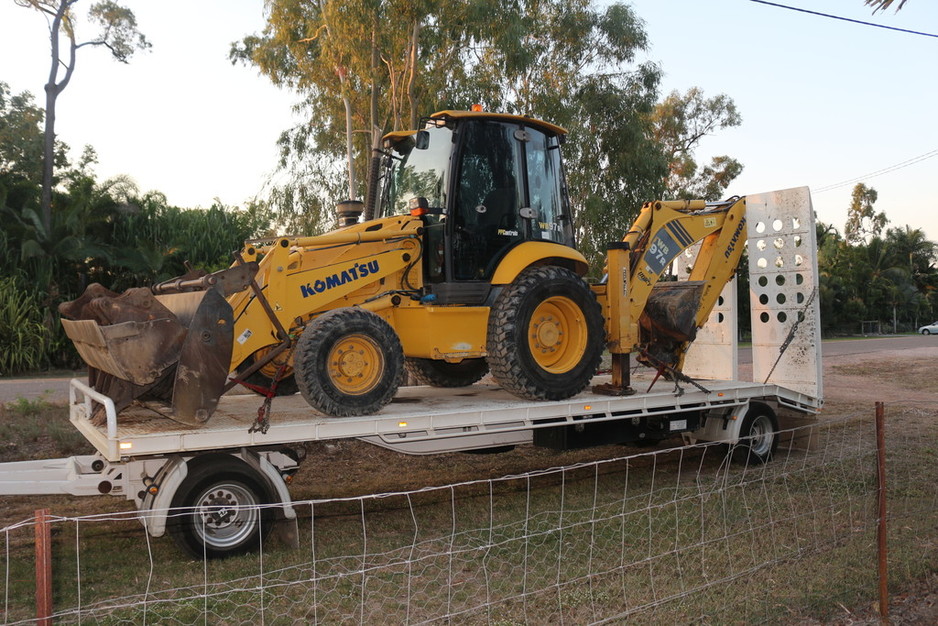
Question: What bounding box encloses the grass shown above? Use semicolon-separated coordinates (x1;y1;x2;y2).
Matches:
1;418;934;624
0;395;93;462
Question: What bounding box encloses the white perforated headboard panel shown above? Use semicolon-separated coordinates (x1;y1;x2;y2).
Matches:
679;187;822;403
744;187;822;400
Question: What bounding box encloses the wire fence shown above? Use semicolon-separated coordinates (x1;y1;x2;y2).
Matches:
2;409;936;624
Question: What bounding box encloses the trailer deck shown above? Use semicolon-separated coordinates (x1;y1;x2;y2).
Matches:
70;376;821;462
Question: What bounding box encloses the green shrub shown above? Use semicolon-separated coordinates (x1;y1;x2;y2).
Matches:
0;275;49;375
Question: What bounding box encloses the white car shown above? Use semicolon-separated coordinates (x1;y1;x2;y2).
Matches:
919;321;938;335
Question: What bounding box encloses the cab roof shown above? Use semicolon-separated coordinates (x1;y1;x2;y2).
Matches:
382;110;567;145
430;110;567;136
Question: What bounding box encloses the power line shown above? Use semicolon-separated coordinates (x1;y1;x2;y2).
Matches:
748;0;938;38
815;149;938;193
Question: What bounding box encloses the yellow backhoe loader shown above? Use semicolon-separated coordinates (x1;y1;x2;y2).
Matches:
59;110;748;425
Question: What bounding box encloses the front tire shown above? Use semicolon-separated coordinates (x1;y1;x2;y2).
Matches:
294;308;404;417
923;329;931;335
169;455;273;559
486;266;604;401
405;357;488;388
732;403;779;465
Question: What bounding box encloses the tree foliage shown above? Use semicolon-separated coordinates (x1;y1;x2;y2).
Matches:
815;186;937;335
865;0;909;12
844;182;888;245
650;88;743;200
233;0;742;268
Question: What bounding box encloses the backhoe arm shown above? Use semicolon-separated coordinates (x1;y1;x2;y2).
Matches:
599;196;747;391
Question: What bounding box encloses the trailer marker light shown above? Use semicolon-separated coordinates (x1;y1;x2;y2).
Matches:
717;393;724;397
583;405;592;411
399;421;408;428
147;485;159;495
119;442;133;450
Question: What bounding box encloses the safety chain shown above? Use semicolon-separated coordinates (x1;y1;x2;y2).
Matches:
762;286;818;384
639;349;711;396
249;344;296;435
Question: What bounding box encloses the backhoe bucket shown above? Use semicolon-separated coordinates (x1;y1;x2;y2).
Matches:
641;280;706;342
638;280;706;368
61;282;238;425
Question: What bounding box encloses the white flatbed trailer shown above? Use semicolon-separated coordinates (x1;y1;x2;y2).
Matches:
69;376;820;462
0;187;824;559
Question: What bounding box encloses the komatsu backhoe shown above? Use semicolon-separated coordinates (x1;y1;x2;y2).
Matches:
60;110;748;425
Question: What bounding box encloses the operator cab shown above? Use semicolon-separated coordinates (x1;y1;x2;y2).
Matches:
377;111;574;304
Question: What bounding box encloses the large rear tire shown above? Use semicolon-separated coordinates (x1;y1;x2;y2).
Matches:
169;455;273;559
486;266;604;400
405;357;488;388
294;308;404;417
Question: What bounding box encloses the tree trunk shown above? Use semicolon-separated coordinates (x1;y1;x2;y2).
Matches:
343;91;356;201
41;0;78;235
364;23;381;221
406;19;421;131
41;85;56;235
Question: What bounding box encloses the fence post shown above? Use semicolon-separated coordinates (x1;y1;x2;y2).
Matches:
35;508;52;625
875;402;889;624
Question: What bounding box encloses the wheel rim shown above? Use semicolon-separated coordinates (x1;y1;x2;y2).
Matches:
193;482;259;549
327;333;384;395
527;296;588;374
254;346;294;379
748;414;774;457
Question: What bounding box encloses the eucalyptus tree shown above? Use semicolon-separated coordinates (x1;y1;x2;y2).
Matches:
233;0;743;270
14;0;150;235
650;87;743;200
844;183;888;245
235;2;664;234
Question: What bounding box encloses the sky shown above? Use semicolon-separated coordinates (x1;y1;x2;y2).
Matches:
0;0;295;209
1;0;936;241
627;0;938;240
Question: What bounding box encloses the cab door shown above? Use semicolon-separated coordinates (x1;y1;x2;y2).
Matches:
449;120;573;287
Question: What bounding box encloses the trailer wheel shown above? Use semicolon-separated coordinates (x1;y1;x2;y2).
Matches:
732;403;779;465
405;357;488;387
487;266;604;400
295;308;404;416
169;455;273;559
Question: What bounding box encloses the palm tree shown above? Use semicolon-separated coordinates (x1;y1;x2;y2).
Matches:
865;0;909;11
885;226;937;291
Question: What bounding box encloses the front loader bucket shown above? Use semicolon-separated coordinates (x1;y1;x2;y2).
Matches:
61;284;237;426
61;317;188;385
167;288;234;424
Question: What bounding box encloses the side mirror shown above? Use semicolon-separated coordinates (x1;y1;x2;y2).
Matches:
415;130;430;150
